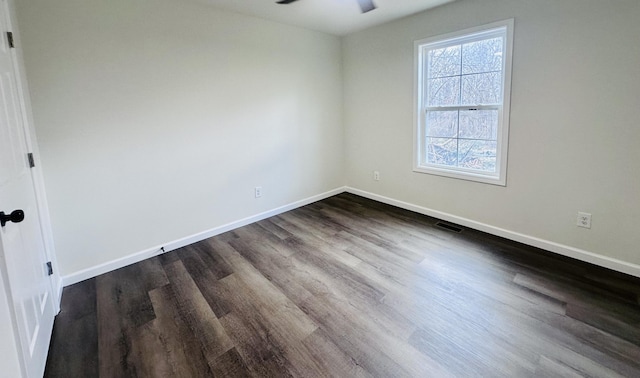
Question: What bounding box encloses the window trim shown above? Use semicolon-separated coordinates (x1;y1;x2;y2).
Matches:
413;19;514;186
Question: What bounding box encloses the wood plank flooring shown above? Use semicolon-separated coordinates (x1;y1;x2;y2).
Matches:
45;193;640;377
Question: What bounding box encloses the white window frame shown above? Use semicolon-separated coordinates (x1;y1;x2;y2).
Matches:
413;19;514;186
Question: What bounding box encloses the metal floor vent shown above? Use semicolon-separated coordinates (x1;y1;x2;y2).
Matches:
435;221;463;233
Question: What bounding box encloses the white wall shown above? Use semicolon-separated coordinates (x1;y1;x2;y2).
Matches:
16;0;640;278
16;0;344;276
343;0;640;266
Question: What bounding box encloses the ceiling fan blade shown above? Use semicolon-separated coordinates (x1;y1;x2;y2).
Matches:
276;0;376;13
357;0;376;13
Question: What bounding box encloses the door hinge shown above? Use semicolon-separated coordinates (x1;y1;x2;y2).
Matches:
27;153;35;168
46;262;53;276
6;31;14;48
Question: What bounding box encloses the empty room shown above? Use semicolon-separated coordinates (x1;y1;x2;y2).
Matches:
1;0;639;376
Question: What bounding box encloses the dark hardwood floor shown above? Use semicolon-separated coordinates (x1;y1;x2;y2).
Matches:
45;193;640;377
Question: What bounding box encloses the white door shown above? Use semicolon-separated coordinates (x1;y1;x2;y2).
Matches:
0;0;55;376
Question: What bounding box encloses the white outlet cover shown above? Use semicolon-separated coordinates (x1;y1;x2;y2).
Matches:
577;212;591;229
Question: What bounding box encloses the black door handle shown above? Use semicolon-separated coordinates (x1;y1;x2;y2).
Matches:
0;210;25;227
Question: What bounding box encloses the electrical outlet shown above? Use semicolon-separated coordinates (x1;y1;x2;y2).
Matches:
255;186;262;198
373;171;380;181
577;212;591;229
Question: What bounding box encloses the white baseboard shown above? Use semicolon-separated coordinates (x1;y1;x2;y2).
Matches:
62;187;346;286
346;187;640;279
62;184;640;287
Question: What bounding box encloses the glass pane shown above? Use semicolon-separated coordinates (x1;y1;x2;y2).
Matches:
461;72;501;105
428;45;461;78
459;110;498;140
458;140;497;172
461;37;503;75
427;76;460;107
426;111;458;138
426;138;457;167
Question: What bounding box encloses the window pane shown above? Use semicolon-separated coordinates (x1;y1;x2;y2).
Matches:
461;72;501;105
459;109;498;140
426;111;458;137
462;37;503;75
458;140;497;172
428;45;461;78
426;138;457;167
416;21;512;184
427;76;460;106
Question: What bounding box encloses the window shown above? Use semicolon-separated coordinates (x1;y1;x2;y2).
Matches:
414;20;514;185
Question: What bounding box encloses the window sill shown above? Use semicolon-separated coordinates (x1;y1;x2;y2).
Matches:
413;165;506;186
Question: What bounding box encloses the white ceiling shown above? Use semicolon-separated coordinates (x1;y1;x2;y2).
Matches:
192;0;455;36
